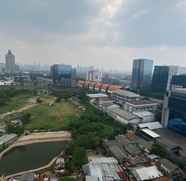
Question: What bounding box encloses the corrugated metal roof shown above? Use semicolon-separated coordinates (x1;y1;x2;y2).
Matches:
134;166;163;181
86;176;98;181
86;157;122;181
110;108;137;120
87;93;108;98
133;111;154;118
0;134;17;145
141;129;160;138
113;89;140;98
138;122;163;130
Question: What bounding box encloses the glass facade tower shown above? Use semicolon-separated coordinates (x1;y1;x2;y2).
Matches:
132;59;153;90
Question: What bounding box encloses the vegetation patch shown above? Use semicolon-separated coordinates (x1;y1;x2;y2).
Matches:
0;89;34;114
25;101;81;131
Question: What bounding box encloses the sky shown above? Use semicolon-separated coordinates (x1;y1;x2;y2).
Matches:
0;0;186;71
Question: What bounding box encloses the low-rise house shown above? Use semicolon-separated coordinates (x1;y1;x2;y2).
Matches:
0;124;6;136
103;140;128;163
83;157;126;181
9;173;36;181
131;166;163;181
0;134;17;147
103;135;151;166
107;108;140;125
112;89;140;106
10;119;23;126
160;159;185;179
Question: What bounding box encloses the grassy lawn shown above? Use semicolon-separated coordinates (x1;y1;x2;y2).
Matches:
0;94;33;114
25;101;81;130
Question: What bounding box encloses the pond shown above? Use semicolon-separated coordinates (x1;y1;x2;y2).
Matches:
0;141;67;176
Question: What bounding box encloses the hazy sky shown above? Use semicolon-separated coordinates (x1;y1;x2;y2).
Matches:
0;0;186;71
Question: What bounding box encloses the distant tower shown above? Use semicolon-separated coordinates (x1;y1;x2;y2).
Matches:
86;68;102;82
131;58;153;90
5;50;16;74
151;65;178;93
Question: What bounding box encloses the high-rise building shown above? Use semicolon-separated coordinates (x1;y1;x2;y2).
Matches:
5;50;17;74
162;75;186;136
152;66;186;93
151;66;178;92
76;65;92;79
0;63;5;74
171;74;186;87
86;69;102;82
50;64;76;88
131;58;153;90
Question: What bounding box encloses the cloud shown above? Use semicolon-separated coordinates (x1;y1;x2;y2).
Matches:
102;0;125;18
176;0;186;9
0;0;100;35
0;0;186;70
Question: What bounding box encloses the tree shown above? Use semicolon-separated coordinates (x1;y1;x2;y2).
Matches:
21;113;31;124
151;143;167;158
71;147;87;169
73;134;101;149
55;97;61;103
61;177;76;181
6;123;24;136
36;97;42;103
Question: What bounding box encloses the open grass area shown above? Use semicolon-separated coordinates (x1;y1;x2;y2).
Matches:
0;93;33;114
25;101;81;130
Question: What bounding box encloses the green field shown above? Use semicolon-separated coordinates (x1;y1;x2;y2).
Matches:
25;101;81;130
0;94;33;114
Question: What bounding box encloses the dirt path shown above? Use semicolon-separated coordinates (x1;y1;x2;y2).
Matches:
0;102;37;120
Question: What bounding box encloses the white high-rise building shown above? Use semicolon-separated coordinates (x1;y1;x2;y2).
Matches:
5;50;16;74
86;69;102;82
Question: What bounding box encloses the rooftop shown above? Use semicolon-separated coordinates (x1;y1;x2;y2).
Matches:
141;128;160;138
83;157;123;181
113;89;140;98
0;134;17;145
138;122;163;130
126;99;158;106
155;128;186;156
110;108;138;120
132;166;163;181
103;140;128;162
160;159;178;172
133;111;154;118
86;176;98;181
87;93;108;98
125;142;142;155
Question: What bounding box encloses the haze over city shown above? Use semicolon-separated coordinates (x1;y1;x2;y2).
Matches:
1;0;186;180
1;0;186;71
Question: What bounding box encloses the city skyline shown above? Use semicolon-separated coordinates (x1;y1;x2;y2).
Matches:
0;0;186;71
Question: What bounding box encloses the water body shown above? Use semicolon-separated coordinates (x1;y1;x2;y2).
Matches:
0;142;67;176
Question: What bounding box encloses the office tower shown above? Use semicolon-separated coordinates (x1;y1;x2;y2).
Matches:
5;50;16;74
162;75;186;136
131;58;153;90
171;74;186;87
50;64;76;88
151;66;186;93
